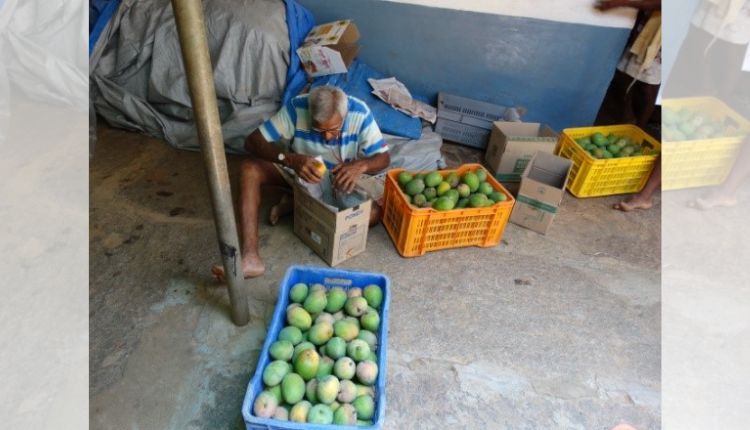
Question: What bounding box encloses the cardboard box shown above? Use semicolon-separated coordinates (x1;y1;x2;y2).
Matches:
296;20;360;78
484;121;558;183
293;182;371;266
510;151;572;234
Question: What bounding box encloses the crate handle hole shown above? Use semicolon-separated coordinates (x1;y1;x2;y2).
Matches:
325;277;353;286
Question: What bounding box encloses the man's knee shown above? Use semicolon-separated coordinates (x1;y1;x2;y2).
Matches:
241;158;264;180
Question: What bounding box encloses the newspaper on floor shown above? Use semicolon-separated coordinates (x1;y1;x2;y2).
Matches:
368;77;437;124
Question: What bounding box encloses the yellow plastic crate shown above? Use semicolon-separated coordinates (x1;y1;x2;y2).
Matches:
382;164;515;257
556;125;660;198
661;97;750;190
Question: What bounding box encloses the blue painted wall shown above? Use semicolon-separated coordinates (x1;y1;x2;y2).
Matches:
298;0;632;131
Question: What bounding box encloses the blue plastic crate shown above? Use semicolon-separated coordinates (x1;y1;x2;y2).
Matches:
242;265;391;430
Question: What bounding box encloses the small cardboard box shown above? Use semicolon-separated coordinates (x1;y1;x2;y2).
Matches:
293;182;371;266
510;151;572;234
296;20;360;78
484;121;558;183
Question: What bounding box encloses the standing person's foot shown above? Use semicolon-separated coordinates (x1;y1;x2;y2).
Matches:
686;192;738;210
613;194;653;211
269;193;293;225
211;253;265;281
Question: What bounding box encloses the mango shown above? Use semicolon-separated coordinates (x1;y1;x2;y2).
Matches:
404;178;425;196
294;348;320;381
325;336;347;359
308;322;334;345
352;395;375;420
310;283;327;294
334;356;356;380
278;326;303;346
445;189;459;204
360;310;380;332
292;341;315;361
287;307;312;331
347;287;362;298
356;360;378;385
303;290;327;314
333;403;358;425
397;171;413;187
424;171;443;187
469;194;488;208
289;400;311;423
263;360;290;386
475;168;487;182
289;283;308;303
325;287;347;313
436;181;451;196
337;379;357;403
332;310;345;321
307;404;334;424
457;183;471;198
456;197;469;208
281;372;305;404
357;330;378;351
461;172;480;192
267;384;282;403
477;182;493;195
355;384;375;397
446;172;460;187
272;405;289;421
253;390;278;418
269;340;294;361
334;319;359;341
488;191;506;203
345;297;368;317
347;339;371;362
305;378;318;403
317;355;334;378
423;187;437;200
315;312;335;326
363;284;383;309
412;193;427;207
316;374;341;404
432;196;455;211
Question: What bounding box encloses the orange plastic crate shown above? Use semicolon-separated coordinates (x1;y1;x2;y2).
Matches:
382;164;515;257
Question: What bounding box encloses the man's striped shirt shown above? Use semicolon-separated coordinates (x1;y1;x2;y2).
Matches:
259;94;388;168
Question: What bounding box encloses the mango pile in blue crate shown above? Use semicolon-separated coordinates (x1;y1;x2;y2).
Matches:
253;282;384;426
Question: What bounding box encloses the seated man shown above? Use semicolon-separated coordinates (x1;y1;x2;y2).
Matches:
212;86;390;279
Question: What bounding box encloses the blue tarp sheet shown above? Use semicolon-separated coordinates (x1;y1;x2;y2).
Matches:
311;59;423;140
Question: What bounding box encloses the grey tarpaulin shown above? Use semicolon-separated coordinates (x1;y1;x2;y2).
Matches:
90;0;291;153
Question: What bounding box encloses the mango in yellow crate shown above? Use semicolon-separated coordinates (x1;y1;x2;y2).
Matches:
432;196;455;211
475;168;487;182
461;172;480;192
478;182;493;195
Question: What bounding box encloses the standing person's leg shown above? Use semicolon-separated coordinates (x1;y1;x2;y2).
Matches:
614;155;661;211
688;137;750;209
632;81;660;130
211;158;288;280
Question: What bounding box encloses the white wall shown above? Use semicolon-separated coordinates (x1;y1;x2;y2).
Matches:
380;0;636;28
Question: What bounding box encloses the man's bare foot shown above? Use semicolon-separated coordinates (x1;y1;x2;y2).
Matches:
613;195;653;212
269;193;293;226
211;253;265;282
686;193;738;210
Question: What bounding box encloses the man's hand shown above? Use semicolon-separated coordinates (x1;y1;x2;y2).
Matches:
331;160;367;193
287;153;323;184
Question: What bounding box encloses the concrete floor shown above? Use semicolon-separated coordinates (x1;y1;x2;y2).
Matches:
89;125;661;430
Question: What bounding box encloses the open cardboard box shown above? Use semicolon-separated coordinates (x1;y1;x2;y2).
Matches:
510;151;572;234
296;20;360;78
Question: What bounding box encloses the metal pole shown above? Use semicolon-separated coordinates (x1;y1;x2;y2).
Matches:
170;0;249;326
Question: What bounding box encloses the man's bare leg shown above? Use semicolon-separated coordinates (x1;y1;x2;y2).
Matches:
269;192;294;225
212;158;287;280
614;156;661;212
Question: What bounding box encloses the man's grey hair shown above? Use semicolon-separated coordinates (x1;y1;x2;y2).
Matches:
309;86;348;124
